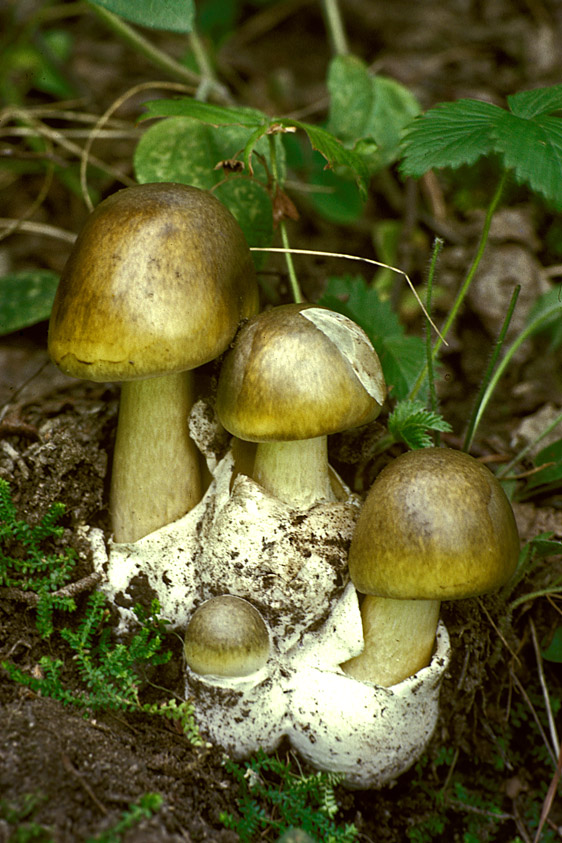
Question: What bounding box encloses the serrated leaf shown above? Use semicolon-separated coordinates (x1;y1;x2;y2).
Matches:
493;111;562;209
388;399;452;449
287;120;369;197
319;276;425;400
0;270;60;335
507;84;562;119
400;99;499;177
87;0;194;33
401;84;562;210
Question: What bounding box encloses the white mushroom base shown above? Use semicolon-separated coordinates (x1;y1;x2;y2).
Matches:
286;620;451;789
87;448;451;789
185;583;451;789
91;450;359;642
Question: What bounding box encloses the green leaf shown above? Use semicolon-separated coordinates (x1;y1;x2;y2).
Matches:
139;98;266;127
133;116;276;251
493;111;562;208
543;626;562;662
135;111;285;183
327;55;374;141
525;284;562;349
213;179;273;254
306;158;366;224
286;120;369;197
87;0;195;33
134;116;221;189
525;438;562;493
400;99;500;177
138;97;368;195
388;399;452;449
319;276;425;400
507;84;562;119
0;270;60;335
401;84;562;209
327;56;420;170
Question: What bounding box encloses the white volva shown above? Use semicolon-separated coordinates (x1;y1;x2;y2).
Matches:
87;425;451;788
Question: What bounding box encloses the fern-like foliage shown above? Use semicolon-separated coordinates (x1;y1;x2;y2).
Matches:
388;400;452;450
87;792;163;843
2;593;203;745
0;479;77;636
221;750;357;842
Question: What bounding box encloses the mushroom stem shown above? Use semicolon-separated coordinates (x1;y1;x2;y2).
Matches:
341;595;440;687
253;436;336;508
110;371;201;543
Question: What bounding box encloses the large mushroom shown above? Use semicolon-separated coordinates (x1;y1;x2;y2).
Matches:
342;447;520;687
215;303;386;508
48;182;258;543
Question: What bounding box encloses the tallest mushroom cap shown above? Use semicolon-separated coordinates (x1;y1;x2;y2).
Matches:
349;447;520;600
48;183;259;381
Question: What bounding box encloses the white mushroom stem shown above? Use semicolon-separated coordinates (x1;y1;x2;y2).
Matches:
110;371;201;543
253;435;336;508
341;595;440;687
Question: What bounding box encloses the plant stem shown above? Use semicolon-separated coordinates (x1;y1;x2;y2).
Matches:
280;222;303;302
425;238;443;425
321;0;349;56
465;305;559;456
408;170;509;401
497;408;562;479
268;134;303;302
85;2;231;104
188;30;232;103
462;284;520;452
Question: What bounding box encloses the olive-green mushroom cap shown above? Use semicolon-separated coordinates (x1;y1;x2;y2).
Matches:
349;448;520;600
215;303;386;442
184;595;270;677
48;183;259;381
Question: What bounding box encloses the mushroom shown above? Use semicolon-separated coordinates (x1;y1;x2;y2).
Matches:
342;447;520;686
183;594;287;758
215;303;386;508
184;595;270;677
48;182;258;543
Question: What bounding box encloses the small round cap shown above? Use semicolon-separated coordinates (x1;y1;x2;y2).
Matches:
48;183;258;381
349;447;519;600
184;595;270;677
215;303;386;442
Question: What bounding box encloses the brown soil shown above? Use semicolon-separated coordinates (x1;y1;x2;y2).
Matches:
1;1;561;841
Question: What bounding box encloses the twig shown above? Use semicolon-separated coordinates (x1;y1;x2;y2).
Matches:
61;753;108;815
79;80;194;210
533;742;562;843
529;618;560;756
509;668;558;767
0;572;102;606
0;218;77;244
250;246;446;342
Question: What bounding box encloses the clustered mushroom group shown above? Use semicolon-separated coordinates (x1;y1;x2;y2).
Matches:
49;182;520;789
